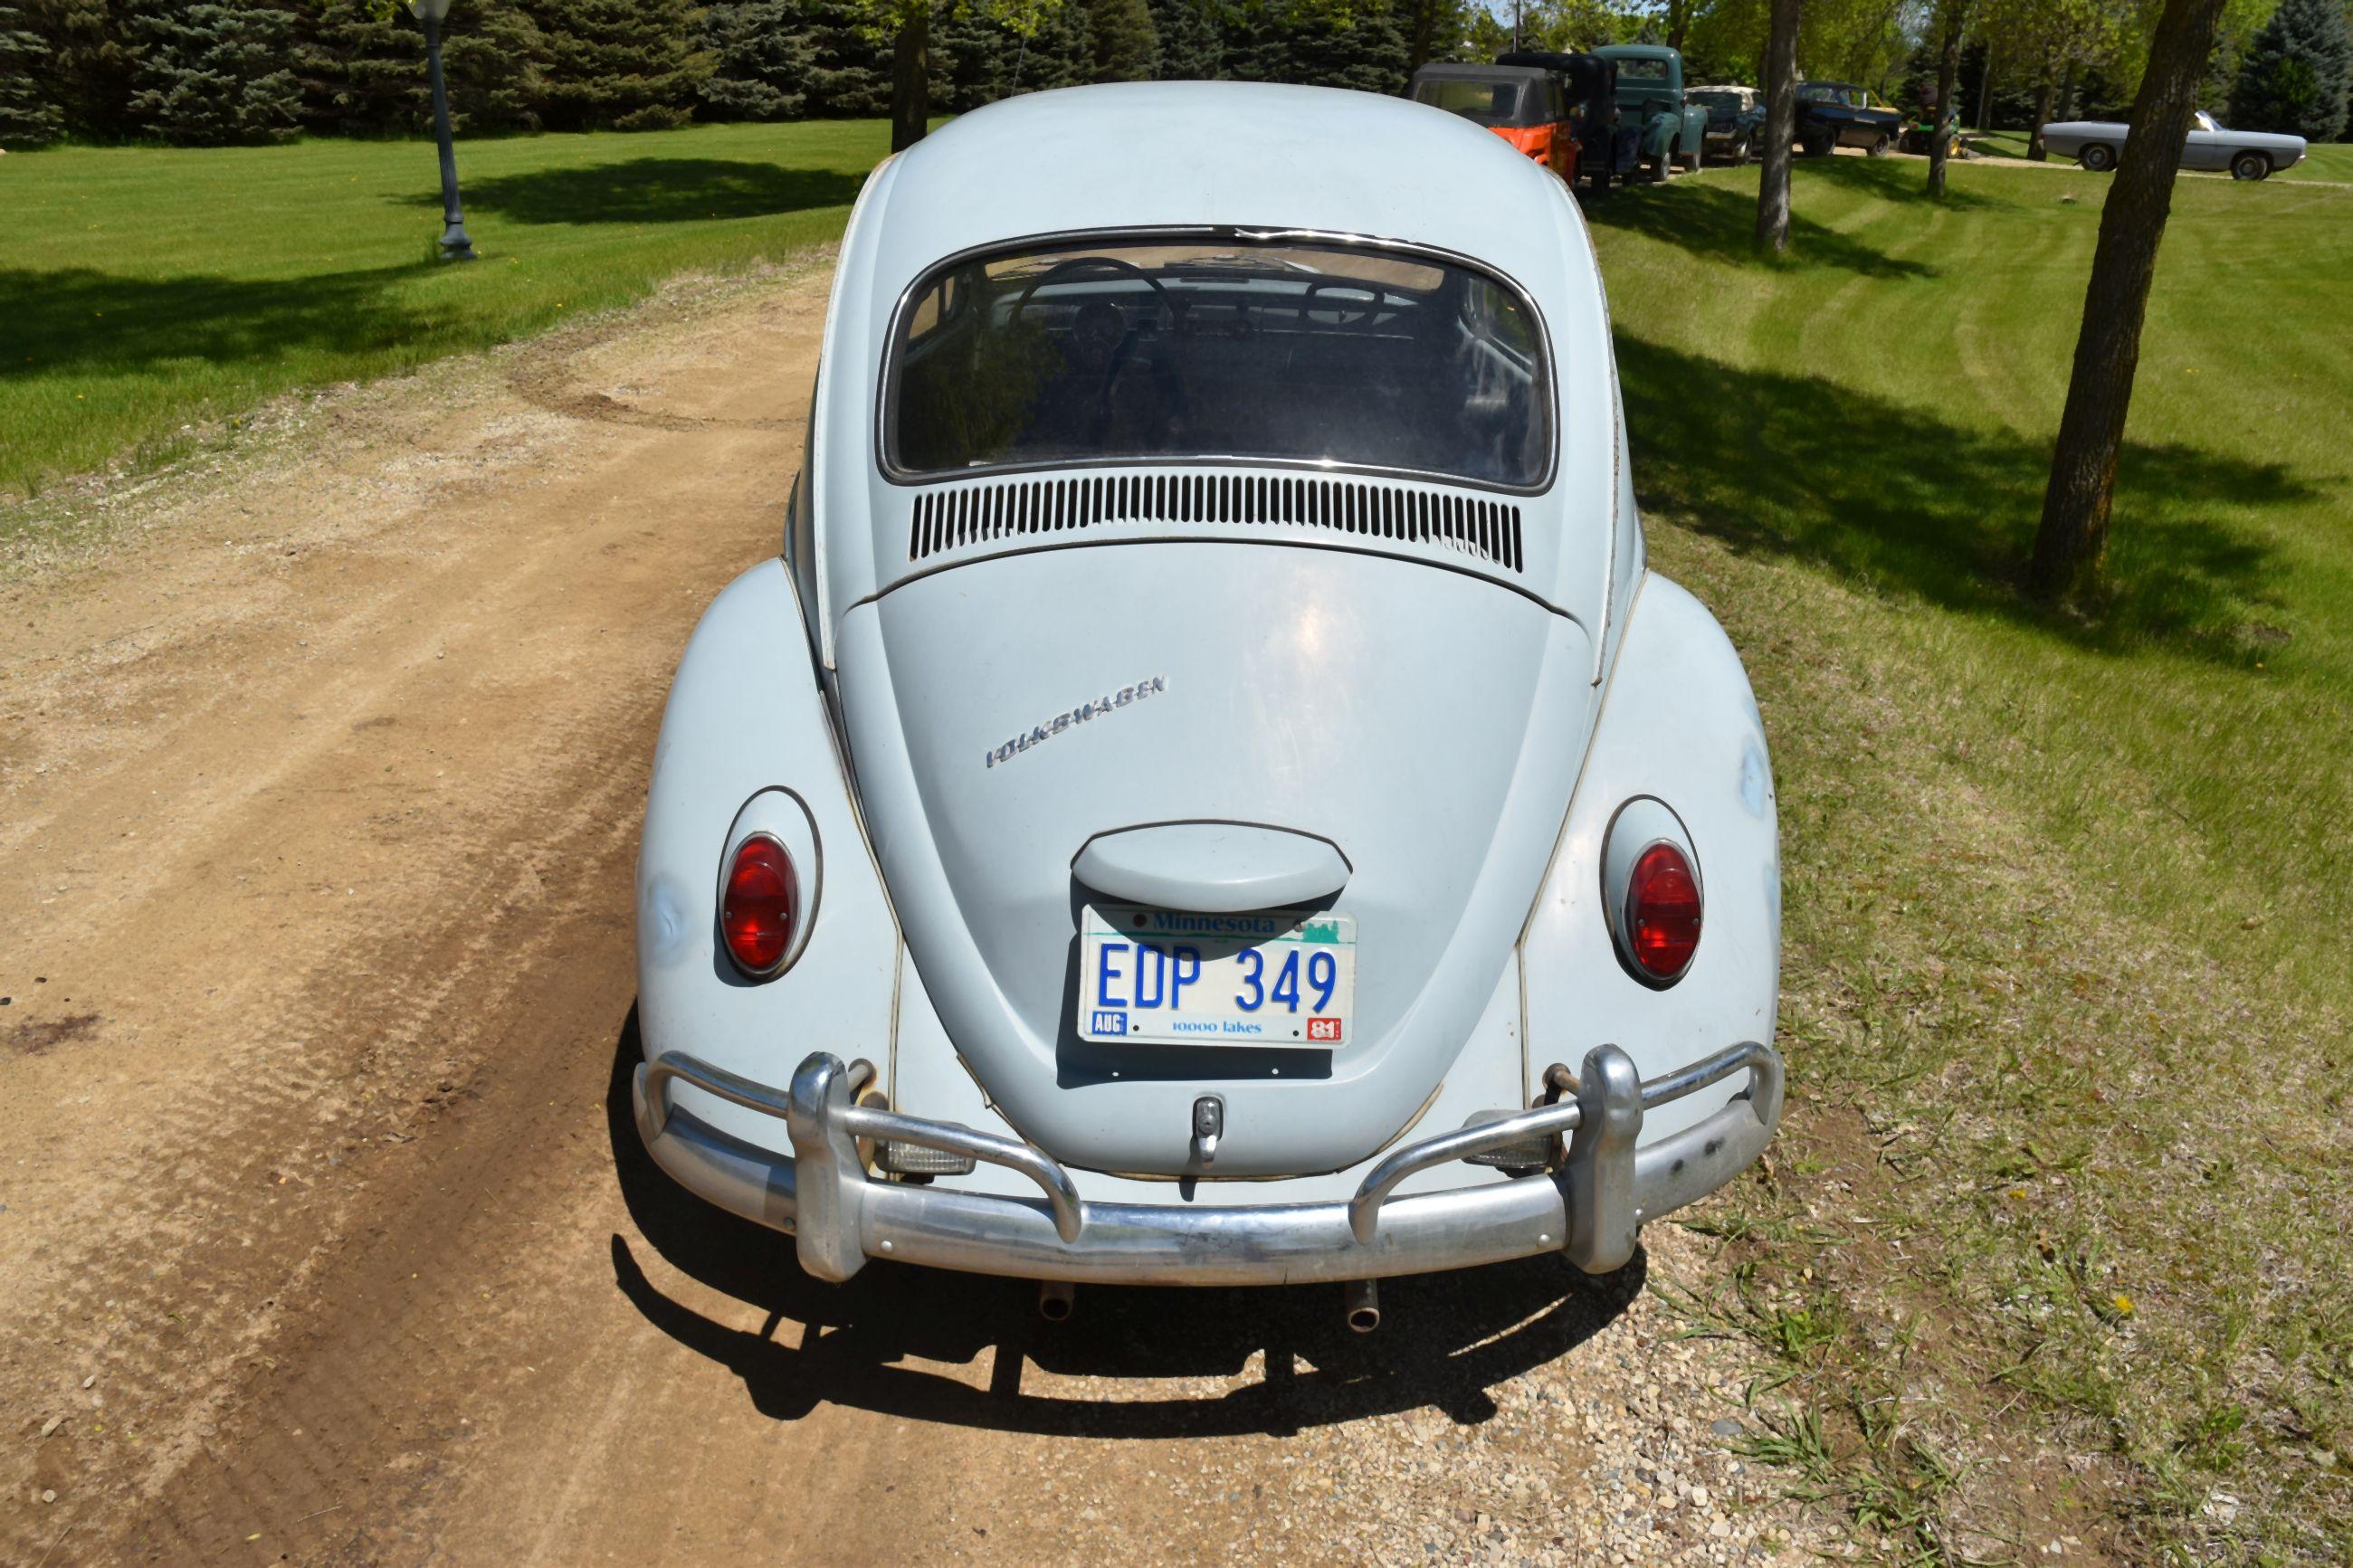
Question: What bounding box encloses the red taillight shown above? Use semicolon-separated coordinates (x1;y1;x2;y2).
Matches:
1625;842;1702;982
722;835;797;975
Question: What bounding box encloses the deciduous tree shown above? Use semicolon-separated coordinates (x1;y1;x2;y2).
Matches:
1925;0;1967;197
2029;0;2230;601
1754;0;1799;252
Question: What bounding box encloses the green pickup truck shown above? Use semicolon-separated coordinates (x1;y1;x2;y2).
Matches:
1594;44;1711;179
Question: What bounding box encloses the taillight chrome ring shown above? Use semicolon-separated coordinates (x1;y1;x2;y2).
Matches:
1600;796;1703;989
718;788;824;981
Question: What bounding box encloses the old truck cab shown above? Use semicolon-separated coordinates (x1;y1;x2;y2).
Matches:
1408;62;1579;184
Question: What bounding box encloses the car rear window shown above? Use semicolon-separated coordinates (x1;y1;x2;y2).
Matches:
888;235;1552;491
1411;77;1522;126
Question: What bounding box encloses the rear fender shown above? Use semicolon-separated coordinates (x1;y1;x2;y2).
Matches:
636;560;900;1150
1519;572;1778;1145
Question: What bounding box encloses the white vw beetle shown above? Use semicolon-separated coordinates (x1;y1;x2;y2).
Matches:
633;82;1782;1324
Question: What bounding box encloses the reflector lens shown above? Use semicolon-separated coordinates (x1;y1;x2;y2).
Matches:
1626;841;1701;982
722;835;797;975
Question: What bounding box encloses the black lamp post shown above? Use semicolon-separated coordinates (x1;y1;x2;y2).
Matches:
414;0;475;261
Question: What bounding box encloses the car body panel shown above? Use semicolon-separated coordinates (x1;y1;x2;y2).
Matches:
1520;574;1778;1147
1593;44;1709;166
2041;109;2307;174
634;81;1783;1283
1498;51;1640;184
1688;84;1765;160
835;541;1598;1176
1795;81;1902;152
1408;62;1579;183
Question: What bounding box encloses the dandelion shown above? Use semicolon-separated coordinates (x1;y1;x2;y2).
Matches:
2110;1292;2135;1317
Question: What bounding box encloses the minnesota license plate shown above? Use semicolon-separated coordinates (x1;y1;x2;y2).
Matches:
1077;904;1357;1048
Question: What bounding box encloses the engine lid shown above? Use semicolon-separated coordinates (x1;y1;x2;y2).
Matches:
835;538;1597;1176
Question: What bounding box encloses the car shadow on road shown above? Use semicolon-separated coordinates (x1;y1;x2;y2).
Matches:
602;1006;1643;1437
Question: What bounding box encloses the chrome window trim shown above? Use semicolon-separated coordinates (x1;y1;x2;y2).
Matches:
873;223;1561;499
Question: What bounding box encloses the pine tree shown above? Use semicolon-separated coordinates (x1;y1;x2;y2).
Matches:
1147;0;1215;78
2228;0;2350;141
292;0;423;135
930;3;1014;111
526;0;712;130
1030;0;1096;90
797;0;888;114
27;0;132;138
1086;0;1156;81
1225;0;1405;96
440;0;550;131
701;0;814;118
1;0;66;146
122;0;302;145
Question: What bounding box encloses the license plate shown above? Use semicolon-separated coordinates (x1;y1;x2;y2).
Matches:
1077;905;1357;1048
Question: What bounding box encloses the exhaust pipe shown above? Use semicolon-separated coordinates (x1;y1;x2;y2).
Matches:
1342;1278;1380;1333
1037;1278;1075;1322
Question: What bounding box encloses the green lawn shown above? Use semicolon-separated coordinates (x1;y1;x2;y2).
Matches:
1586;158;2353;1557
1;121;891;496
9;123;2352;1558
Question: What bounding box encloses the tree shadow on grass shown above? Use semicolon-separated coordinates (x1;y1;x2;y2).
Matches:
0;263;433;378
433;157;866;225
1617;333;2306;658
1585;157;2008;277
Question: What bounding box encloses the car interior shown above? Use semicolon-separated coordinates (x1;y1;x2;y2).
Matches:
891;240;1551;490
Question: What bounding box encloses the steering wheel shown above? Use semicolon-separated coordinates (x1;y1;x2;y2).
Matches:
1303;276;1383;328
1007;255;1187;442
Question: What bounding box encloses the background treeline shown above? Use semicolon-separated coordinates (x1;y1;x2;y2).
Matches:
1;0;2346;148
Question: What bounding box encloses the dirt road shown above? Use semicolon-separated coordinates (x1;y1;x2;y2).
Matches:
2;261;1824;1566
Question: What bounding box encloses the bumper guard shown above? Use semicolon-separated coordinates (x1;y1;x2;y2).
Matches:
633;1040;1781;1286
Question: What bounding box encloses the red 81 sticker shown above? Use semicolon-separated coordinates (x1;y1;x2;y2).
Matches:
1307;1018;1343;1043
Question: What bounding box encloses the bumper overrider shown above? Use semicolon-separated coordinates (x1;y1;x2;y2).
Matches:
632;1041;1782;1287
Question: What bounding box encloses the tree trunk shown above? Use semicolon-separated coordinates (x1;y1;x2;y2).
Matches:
890;4;929;153
1668;0;1690;51
1976;40;1994;131
2057;59;2076;121
2028;66;2053;158
1405;0;1438;74
1754;0;1803;252
2028;0;2232;601
1927;0;1967;199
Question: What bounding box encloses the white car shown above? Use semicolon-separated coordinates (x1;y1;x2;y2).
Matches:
630;81;1783;1324
2042;109;2307;180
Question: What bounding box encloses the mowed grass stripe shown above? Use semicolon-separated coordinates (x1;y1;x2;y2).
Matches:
3;121;892;496
1587;155;2352;1555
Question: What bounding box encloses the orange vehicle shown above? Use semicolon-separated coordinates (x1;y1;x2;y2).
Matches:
1407;62;1579;184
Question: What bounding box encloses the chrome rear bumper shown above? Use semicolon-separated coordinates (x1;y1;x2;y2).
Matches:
632;1041;1781;1287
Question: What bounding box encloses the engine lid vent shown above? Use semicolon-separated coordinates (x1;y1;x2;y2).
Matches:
906;470;1524;574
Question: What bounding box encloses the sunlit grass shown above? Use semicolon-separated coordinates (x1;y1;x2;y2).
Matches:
1593;157;2353;1556
2;120;892;496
